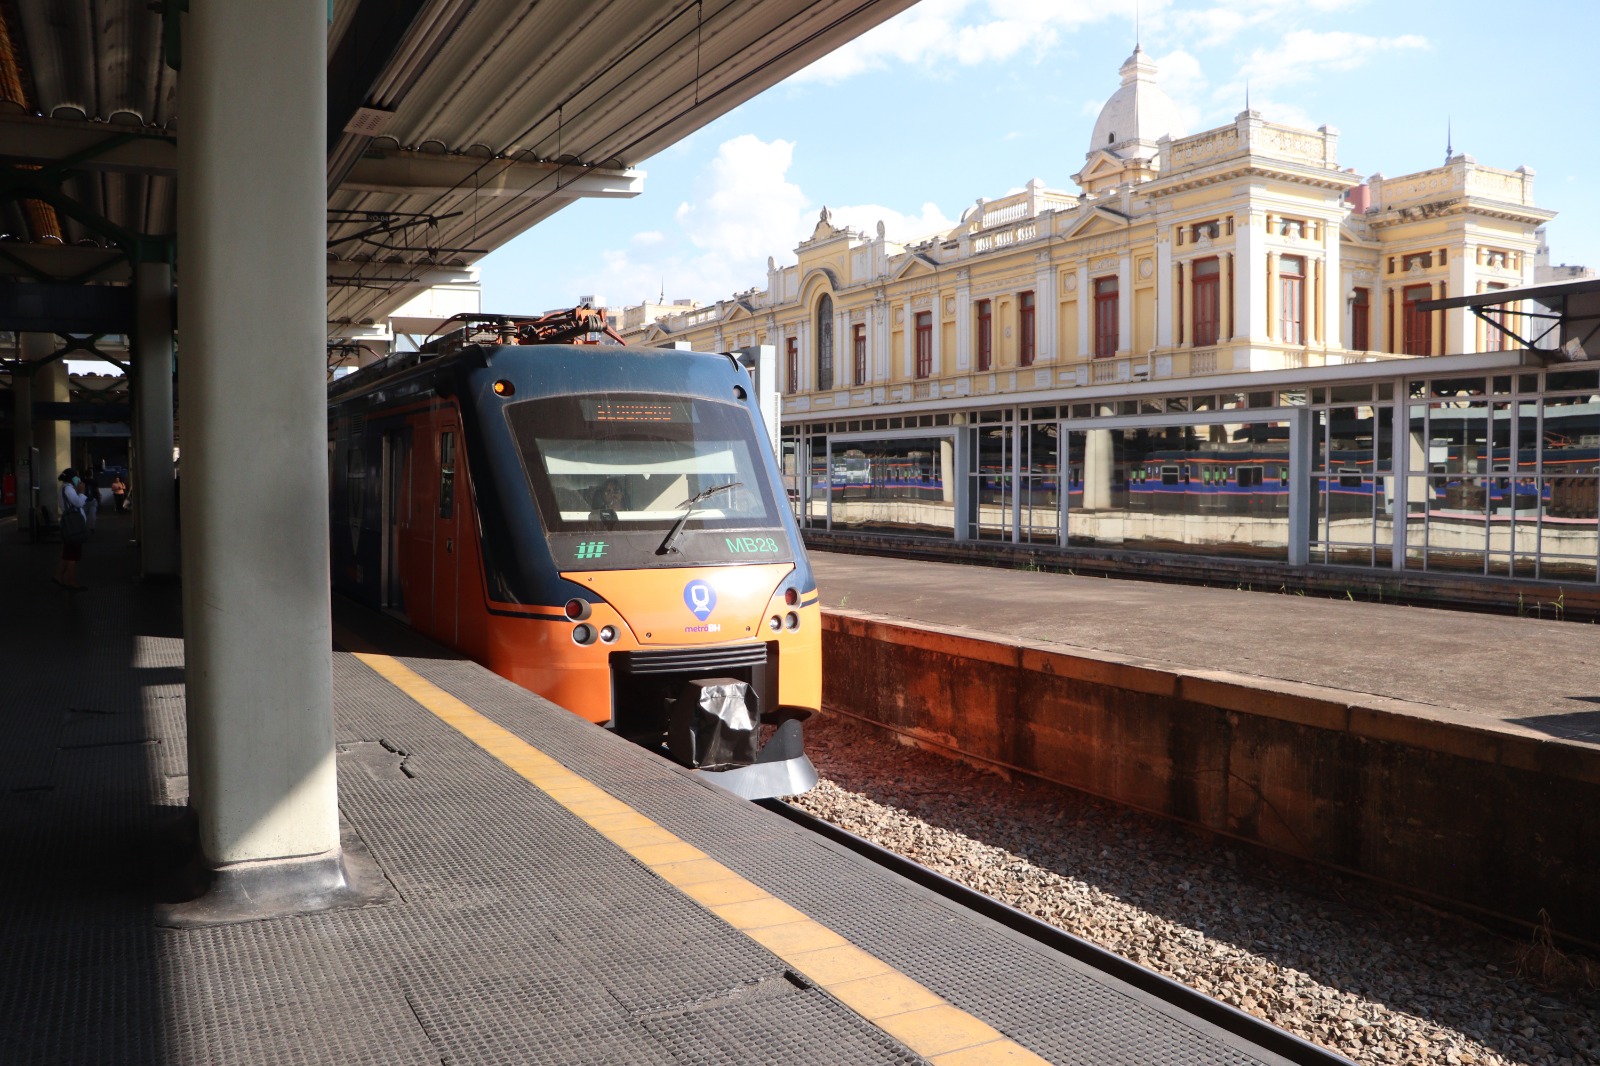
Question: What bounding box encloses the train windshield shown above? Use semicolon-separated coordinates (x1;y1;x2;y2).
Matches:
506;393;783;536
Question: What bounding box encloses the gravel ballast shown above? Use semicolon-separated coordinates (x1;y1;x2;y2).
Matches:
791;713;1600;1066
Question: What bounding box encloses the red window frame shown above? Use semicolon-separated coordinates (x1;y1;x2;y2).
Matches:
785;336;798;391
1279;255;1305;345
914;311;932;379
1093;276;1118;358
1019;290;1036;367
852;323;867;386
976;299;992;371
1192;258;1220;347
1351;287;1370;351
1402;283;1433;355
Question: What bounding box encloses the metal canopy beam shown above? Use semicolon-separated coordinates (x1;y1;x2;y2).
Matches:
1421;277;1600;361
0;113;177;175
0;281;134;333
340;151;644;200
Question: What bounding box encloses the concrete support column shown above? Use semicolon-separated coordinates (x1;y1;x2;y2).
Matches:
1178;260;1193;348
1237;219;1265;341
1116;255;1132;355
796;321;809;391
11;347;33;530
133;260;179;577
1448;247;1472;353
1323;226;1343;349
1220;253;1234;343
1076;264;1092;357
901;299;913;378
1156;238;1174;349
834;308;848;388
1266;252;1279;342
1084;428;1114;511
1034;261;1056;362
953;282;970;373
33;346;71;507
1312;258;1324;346
1435;280;1447;357
177;1;341;885
1288;407;1313;566
874;297;891;381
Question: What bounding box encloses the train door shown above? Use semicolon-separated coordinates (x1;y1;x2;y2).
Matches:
381;428;410;615
433;425;461;644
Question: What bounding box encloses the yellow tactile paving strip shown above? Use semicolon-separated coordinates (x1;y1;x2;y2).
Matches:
352;651;1051;1066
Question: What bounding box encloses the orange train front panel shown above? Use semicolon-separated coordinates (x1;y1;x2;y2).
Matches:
476;564;821;725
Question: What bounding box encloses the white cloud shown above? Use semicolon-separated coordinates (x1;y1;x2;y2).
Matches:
1231;29;1428;94
1153;48;1206;132
790;0;1138;84
675;134;810;264
1170;0;1368;49
563;135;956;308
829;202;957;244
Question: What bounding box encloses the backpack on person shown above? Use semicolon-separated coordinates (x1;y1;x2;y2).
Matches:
60;504;88;545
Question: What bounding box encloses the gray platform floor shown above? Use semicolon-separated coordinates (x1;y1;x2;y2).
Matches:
0;515;1298;1065
810;550;1600;748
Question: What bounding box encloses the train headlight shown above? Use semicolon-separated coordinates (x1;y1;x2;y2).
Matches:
768;615;782;631
572;623;597;645
599;625;618;643
564;598;591;621
492;379;516;396
783;612;800;630
783;587;799;606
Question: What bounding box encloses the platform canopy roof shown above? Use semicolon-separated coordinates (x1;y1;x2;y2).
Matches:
0;0;916;342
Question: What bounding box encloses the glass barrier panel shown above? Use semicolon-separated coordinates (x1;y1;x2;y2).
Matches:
829;436;956;537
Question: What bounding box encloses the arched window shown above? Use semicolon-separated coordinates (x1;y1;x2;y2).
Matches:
816;294;834;391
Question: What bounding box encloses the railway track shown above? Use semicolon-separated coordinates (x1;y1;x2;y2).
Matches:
760;797;1358;1066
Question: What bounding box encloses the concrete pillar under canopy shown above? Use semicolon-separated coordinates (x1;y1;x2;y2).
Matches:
31;338;70;509
172;0;353;922
134;260;179;578
10;351;32;530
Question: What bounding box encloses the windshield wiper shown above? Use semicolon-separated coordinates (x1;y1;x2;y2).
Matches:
656;481;741;555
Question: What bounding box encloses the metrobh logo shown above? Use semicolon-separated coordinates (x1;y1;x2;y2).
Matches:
683;579;717;621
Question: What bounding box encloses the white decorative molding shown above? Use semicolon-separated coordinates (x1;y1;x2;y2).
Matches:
1138;258;1154;280
1090;256;1117;273
1063;274;1078;293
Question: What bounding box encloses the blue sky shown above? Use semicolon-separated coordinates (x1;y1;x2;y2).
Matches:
478;0;1600;316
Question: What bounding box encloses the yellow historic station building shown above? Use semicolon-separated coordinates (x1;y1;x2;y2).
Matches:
630;49;1600;592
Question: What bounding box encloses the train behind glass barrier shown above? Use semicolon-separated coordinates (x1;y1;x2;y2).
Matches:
328;309;820;799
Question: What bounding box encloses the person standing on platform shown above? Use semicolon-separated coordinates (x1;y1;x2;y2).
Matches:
111;473;128;513
54;468;89;591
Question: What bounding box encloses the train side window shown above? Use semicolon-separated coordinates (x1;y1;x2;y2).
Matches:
439;431;456;519
1237;466;1263;488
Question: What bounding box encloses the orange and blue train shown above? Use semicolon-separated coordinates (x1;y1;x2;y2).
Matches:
328;309;820;798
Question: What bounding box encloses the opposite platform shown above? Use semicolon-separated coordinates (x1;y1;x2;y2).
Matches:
0;517;1306;1065
809;549;1600;943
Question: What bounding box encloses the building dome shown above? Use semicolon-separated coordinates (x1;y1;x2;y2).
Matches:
1088;46;1185;162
